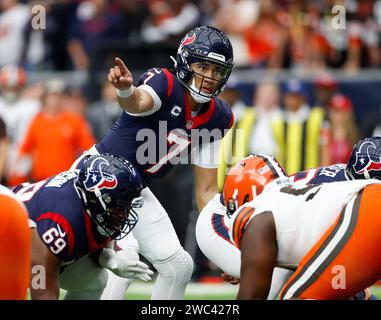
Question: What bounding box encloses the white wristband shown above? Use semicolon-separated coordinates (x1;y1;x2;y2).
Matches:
117;86;135;99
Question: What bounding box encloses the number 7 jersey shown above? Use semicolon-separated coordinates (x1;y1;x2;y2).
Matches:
96;68;234;187
229;179;381;270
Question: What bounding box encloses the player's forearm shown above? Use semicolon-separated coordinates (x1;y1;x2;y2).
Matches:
195;189;216;213
29;267;61;300
194;166;218;212
109;57;154;114
237;284;270;300
29;265;60;300
30;229;62;300
117;86;142;113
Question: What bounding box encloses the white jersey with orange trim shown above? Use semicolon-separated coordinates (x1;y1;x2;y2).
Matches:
196;193;294;299
229;179;381;270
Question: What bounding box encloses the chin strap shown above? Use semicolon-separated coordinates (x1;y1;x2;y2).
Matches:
363;169;371;179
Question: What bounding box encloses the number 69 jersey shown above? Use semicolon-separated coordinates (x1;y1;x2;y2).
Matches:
229;179;381;270
13;171;111;265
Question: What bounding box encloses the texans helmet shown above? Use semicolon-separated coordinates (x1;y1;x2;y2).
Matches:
346;137;381;180
75;154;143;240
173;25;234;103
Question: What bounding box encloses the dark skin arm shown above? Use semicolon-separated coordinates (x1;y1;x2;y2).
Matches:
237;211;278;300
194;166;218;212
30;229;62;300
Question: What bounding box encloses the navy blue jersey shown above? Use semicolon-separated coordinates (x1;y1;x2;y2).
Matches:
290;164;349;184
96;68;234;186
13;171;111;264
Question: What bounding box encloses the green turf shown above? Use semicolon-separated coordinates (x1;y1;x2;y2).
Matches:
124;293;236;300
369;285;381;298
29;284;381;300
125;284;381;300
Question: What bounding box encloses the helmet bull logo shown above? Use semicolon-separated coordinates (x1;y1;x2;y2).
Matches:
353;141;381;174
180;33;196;49
84;158;118;191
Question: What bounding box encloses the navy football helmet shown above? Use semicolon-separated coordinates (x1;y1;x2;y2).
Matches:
173;26;234;103
75;154;143;240
346;137;381;180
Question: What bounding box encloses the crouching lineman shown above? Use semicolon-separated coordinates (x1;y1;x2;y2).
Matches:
0;185;30;299
196;137;381;299
290;136;381;185
13;154;153;299
226;154;381;299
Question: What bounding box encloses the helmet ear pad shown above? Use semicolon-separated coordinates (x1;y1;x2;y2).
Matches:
176;50;193;83
177;65;192;83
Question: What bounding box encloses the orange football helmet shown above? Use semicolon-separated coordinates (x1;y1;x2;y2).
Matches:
223;154;289;215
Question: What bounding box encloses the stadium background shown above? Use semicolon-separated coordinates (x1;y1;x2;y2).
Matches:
1;0;381;299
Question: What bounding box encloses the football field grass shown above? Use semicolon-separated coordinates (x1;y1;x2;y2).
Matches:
51;282;381;300
124;281;239;300
368;285;381;298
123;281;381;300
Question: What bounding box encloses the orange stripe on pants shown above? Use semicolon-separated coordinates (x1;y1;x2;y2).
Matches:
281;184;381;299
0;195;30;300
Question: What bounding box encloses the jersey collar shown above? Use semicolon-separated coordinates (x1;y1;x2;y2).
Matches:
184;92;216;129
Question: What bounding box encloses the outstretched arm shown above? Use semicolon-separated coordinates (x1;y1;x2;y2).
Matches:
107;57;154;114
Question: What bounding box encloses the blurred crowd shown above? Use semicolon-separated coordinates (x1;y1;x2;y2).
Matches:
0;65;96;185
1;0;381;71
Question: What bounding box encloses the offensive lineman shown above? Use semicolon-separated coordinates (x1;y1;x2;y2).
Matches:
14;154;153;299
